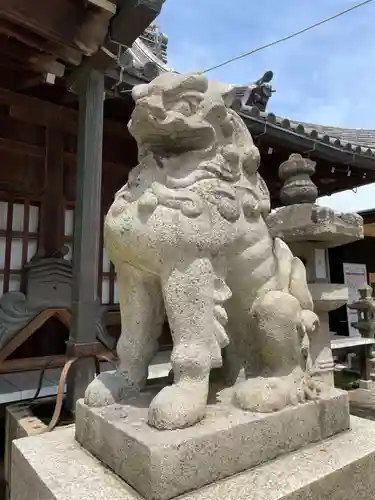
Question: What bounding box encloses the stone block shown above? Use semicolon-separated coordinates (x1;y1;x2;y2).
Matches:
9;417;375;500
4;400;51;496
75;388;349;500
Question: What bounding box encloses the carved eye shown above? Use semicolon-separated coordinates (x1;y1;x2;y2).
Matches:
174;97;201;116
174;101;191;115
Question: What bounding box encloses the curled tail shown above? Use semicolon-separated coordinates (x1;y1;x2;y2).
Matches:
273;238;313;309
273;238;319;339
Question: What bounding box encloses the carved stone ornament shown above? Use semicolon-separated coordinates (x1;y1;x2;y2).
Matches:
84;72;324;430
279;153;318;206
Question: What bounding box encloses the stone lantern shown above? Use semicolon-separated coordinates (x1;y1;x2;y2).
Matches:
267;153;363;386
348;284;375;386
349;284;375;338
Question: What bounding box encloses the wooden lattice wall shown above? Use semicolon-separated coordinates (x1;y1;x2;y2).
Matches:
0;200;40;298
0;88;136;305
63;206;118;305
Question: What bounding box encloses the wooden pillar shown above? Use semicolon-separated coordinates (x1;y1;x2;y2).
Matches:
38;123;64;257
66;68;104;411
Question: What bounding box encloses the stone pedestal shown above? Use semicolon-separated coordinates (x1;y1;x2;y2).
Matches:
308;283;348;386
4;399;53;499
267;203;363;386
74;387;349;500
10;417;375;500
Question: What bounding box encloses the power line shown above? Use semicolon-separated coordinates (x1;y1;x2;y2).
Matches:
202;0;373;74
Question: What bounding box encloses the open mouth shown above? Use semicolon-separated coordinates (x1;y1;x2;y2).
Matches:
130;109;215;154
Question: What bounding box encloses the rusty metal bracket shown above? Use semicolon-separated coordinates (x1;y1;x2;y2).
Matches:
29;352;116;432
47;355;99;432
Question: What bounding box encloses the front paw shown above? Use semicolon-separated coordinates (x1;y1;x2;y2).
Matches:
148;381;208;430
84;370;138;407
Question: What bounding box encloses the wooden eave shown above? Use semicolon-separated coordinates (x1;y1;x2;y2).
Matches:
238;110;375;172
239;112;375;171
0;0;119;70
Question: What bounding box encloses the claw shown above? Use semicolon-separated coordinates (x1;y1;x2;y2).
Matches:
304;385;318;400
300;374;320;401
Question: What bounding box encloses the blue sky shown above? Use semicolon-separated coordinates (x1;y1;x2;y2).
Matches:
157;0;375;213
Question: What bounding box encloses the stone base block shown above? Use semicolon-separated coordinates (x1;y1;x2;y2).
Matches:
75;388;349;500
10;417;375;500
4;400;52;497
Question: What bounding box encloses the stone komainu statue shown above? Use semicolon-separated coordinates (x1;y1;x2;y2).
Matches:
85;72;321;430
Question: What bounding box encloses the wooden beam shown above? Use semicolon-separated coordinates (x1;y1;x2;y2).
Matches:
88;0;116;14
0;136;44;156
66;42;117;94
39;123;65;256
0;355;69;373
0;351;116;374
0;309;68;363
0;188;42;200
0;34;35;63
13;75;45;92
0;57;25;71
0;88;129;137
0;18;82;65
13;73;57;92
61;93;78;105
74;2;115;56
0;35;65;77
0;0;82;51
29;54;65;77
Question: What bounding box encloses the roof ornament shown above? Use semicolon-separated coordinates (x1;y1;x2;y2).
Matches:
231;70;276;113
139;23;168;63
108;37;161;96
246;70;276;111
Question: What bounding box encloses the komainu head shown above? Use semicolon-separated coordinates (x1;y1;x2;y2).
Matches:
128;72;260;179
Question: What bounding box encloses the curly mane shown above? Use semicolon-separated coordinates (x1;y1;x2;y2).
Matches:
124;72;269;221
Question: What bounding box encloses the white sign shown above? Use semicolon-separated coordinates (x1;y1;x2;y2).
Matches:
343;262;368;337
